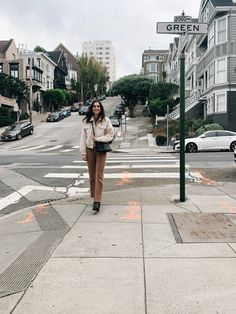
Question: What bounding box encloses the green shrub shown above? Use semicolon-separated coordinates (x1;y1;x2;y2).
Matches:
0;116;14;127
196;123;223;136
156;135;167;146
19;112;29;120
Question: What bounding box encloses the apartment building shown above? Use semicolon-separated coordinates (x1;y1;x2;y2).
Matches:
168;0;236;132
142;49;169;83
18;48;57;112
82;40;116;83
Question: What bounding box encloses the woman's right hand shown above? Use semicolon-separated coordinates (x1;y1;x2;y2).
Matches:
82;154;87;161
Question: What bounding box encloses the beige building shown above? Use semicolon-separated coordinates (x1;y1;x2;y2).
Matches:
142;49;169;83
82;40;116;83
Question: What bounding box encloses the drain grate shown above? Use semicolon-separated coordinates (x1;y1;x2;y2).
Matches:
168;213;236;243
0;206;69;297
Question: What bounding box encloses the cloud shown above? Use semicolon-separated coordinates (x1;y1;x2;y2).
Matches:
0;0;201;78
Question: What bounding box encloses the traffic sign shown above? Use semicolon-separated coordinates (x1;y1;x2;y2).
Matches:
156;22;207;34
174;15;192;22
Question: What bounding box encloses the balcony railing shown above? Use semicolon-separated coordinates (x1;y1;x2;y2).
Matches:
169;90;202;120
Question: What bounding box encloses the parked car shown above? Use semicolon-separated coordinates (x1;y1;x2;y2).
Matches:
60;108;71;118
78;105;89;115
234;148;236;163
173;130;236;153
115;105;125;114
70;102;83;112
46;112;63;122
113;109;122;119
1;121;33;141
109;115;120;127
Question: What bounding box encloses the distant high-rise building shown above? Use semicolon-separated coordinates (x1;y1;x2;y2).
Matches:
82;40;116;83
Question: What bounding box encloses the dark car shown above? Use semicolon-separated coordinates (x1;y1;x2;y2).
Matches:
70;102;83;112
78;105;89;115
109;115;120;127
46;112;63;122
113;109;122;119
1;121;33;141
60;108;71;118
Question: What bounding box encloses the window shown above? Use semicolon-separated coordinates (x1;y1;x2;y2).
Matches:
0;63;3;73
217;17;226;43
207;95;214;114
208;62;214;88
147;63;157;72
208;23;214;50
10;63;19;78
216;58;226;84
215;93;226;112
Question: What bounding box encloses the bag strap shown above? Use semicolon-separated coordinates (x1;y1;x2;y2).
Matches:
91;121;95;136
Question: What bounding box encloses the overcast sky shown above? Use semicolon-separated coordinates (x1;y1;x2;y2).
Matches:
0;0;202;79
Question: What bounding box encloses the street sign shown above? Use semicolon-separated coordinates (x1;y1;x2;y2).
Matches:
174;15;192;22
156;22;207;34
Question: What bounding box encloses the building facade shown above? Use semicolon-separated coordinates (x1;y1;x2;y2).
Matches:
82;40;116;83
168;0;236;132
142;49;169;83
54;43;80;89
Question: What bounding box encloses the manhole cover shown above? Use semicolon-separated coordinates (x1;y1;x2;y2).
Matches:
50;140;58;142
168;213;236;243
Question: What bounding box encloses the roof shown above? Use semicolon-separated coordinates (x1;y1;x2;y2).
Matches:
210;0;236;6
46;51;68;75
0;39;12;53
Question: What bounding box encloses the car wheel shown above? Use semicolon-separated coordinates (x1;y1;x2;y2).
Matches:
30;129;33;135
230;141;236;152
186;142;198;153
17;134;22;140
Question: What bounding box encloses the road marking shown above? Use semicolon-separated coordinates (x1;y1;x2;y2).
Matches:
20;145;47;151
40;145;63;152
62;164;181;169
60;149;74;152
44;172;182;179
73;159;178;164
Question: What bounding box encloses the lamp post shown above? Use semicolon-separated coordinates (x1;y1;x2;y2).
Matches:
29;58;33;124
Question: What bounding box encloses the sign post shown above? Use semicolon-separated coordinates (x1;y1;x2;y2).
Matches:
156;11;207;202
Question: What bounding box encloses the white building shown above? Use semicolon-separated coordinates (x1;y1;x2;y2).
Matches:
82;40;116;83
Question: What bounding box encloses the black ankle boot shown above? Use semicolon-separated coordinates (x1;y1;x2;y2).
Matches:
93;202;100;212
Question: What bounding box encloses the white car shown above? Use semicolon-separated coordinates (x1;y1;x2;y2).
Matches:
173;130;236;153
234;148;236;163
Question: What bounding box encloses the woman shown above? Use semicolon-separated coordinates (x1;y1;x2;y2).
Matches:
80;100;115;213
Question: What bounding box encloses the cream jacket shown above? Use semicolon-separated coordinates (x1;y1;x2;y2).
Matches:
80;116;115;156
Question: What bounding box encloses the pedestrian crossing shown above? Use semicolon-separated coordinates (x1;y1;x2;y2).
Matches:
0;143;80;153
43;153;192;196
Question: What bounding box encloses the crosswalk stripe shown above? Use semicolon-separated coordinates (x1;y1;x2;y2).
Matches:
60;149;74;152
62;164;182;169
44;172;181;179
40;145;63;152
107;156;176;160
73;159;178;164
20;145;47;151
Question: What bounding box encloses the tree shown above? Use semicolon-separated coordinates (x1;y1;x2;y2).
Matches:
44;89;66;111
111;75;153;117
34;45;46;53
74;55;109;104
0;73;29;107
148;82;179;117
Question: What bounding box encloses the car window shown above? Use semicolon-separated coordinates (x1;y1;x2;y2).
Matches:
204;131;217;138
7;124;21;131
216;131;229;137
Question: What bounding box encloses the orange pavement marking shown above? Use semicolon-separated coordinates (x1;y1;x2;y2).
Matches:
17;212;34;224
196;170;216;185
121;201;141;220
35;204;48;215
116;171;133;186
219;201;236;213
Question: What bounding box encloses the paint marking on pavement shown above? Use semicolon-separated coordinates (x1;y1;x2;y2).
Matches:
20;145;47;151
62;164;182;169
44;172;186;179
40;145;63;152
60;149;74;152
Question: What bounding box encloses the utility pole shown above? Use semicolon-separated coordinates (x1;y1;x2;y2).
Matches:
29;58;33;124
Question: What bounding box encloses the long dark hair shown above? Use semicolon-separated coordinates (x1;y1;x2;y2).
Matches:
84;100;106;123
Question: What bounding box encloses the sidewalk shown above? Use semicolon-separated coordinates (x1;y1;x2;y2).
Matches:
1;108;236;313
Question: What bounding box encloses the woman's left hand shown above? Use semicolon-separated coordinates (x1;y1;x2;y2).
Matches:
92;136;96;142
